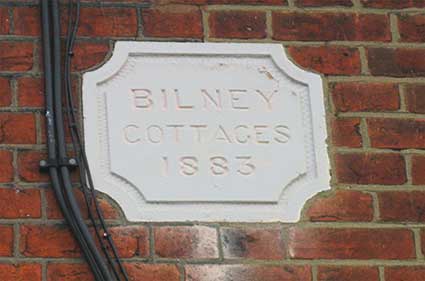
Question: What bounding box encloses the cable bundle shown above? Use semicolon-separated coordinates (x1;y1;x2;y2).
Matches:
40;1;129;280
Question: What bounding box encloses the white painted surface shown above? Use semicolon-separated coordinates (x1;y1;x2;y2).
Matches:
83;42;330;222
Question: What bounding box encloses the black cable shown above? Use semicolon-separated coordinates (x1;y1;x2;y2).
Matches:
50;1;114;280
63;2;130;280
40;1;104;280
63;1;128;280
40;1;118;280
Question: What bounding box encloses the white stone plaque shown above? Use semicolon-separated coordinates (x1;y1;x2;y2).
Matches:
83;42;330;222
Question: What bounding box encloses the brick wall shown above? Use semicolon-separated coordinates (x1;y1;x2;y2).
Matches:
0;0;425;280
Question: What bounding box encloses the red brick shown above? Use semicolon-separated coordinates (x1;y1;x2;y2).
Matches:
20;225;80;258
399;14;425;42
288;46;361;75
45;189;119;220
296;0;352;6
318;266;379;281
361;0;425;9
17;77;44;107
154;226;218;259
368;48;425;77
125;264;180;281
331;118;362;148
0;8;9;35
273;13;390;42
209;0;285;3
18;151;50;183
107;226;149;258
0;42;34;72
13;7;40;36
100;0;149;2
0;226;13;256
186;265;311;281
161;0;286;4
386;267;425;281
0;113;36;144
142;6;203;39
0;264;42;281
406;84;425;113
72;42;110;71
0;188;41;218
209;11;266;39
77;7;137;37
47;263;93;281
332;82;400;112
287;227;415;259
0;77;12;107
305;190;373;222
368;118;425;149
335;153;406;185
221;227;285;260
412;155;425;185
0;150;13;183
379;191;425;222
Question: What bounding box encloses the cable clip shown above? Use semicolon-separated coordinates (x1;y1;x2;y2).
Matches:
39;157;78;172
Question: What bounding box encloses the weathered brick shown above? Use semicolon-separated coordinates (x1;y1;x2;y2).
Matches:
0;8;9;35
72;42;110;71
287;227;415;259
186;265;311;281
273;13;390;42
125;264;180;281
154;226;218;259
142;6;203;39
17;77;44;107
386;267;425;281
209;11;266;39
161;0;286;4
296;0;352;6
379;191;425;222
398;14;425;42
0;226;13;256
0;188;41;219
13;7;40;36
0;113;36;144
221;227;285;260
20;225;80;258
77;7;137;37
45;189;119;220
0;42;34;72
368;118;425;149
107;226;149;258
0;150;13;183
405;84;425;113
331;118;362;148
305;190;373;222
47;264;92;281
0;264;41;281
412;155;425;185
361;0;425;9
368;48;425;77
18;151;50;183
318;266;379;281
288;46;361;75
331;82;400;112
335;153;406;185
0;77;12;107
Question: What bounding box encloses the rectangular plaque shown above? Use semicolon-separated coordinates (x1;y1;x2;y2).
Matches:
83;42;330;222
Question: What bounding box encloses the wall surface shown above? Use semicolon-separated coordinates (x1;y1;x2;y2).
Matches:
0;0;425;280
